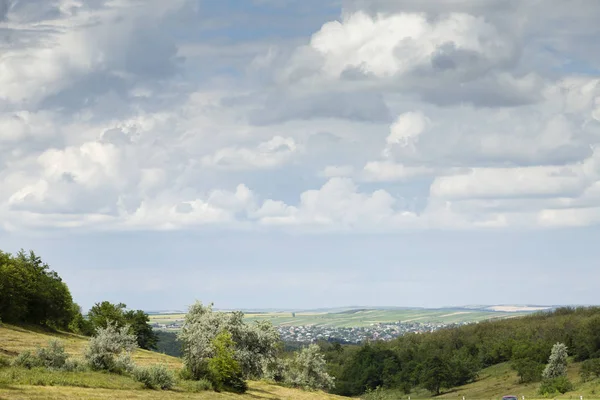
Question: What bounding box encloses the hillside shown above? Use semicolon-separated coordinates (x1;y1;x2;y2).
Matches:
150;307;531;330
0;323;345;400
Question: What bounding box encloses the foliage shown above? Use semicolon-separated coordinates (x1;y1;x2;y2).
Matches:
68;303;95;336
580;358;600;382
155;330;182;357
178;301;280;380
512;358;545;383
0;250;76;329
538;376;574;395
285;344;335;391
320;307;600;397
84;322;137;373
334;342;400;395
132;364;175;390
11;351;41;369
124;310;158;350
542;342;568;380
0;355;10;368
207;331;247;393
33;339;68;370
87;301;158;350
180;378;214;392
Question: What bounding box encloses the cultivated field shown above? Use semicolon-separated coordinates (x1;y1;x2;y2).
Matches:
149;308;530;329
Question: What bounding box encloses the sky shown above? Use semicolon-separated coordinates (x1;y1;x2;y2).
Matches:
1;0;600;312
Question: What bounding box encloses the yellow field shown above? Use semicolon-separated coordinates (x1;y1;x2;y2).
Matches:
0;324;345;400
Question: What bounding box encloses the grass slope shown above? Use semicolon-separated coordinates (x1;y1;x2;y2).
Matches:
0;324;344;400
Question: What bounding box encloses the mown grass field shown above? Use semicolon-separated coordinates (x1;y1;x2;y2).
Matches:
149;308;529;329
0;323;345;400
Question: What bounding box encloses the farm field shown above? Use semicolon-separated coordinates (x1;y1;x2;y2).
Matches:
148;308;531;329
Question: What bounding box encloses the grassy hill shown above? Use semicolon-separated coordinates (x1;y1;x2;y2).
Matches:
0;323;345;400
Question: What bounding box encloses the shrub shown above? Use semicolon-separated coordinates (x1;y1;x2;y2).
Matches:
34;339;68;370
11;351;42;369
84;322;137;373
284;344;335;391
512;358;545;383
132;364;175;390
207;331;247;393
183;378;214;392
61;357;87;372
0;355;11;368
581;358;600;382
539;376;574;395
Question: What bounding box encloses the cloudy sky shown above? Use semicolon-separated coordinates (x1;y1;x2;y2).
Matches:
1;0;600;311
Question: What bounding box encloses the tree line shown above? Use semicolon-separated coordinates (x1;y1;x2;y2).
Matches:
317;306;600;396
0;249;157;350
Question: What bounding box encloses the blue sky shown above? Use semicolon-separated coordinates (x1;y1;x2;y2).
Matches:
1;0;600;311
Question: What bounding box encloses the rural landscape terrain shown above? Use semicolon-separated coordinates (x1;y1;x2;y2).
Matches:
3;249;600;399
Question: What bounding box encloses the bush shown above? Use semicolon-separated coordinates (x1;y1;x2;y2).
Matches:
183;378;214;392
284;344;335;391
84;322;137;373
539;376;574;395
34;339;68;370
132;364;175;390
0;355;11;368
581;358;600;382
61;358;87;372
207;331;247;393
512;358;545;383
11;351;42;369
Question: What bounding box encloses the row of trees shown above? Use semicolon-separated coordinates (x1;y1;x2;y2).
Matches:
0;250;77;329
318;307;600;396
176;301;334;392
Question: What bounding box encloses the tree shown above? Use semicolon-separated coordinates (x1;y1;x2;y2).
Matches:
178;301;281;380
421;355;451;395
87;301;127;330
124;310;158;350
0;250;76;329
542;342;568;380
285;344;335;391
87;302;157;350
207;331;247;393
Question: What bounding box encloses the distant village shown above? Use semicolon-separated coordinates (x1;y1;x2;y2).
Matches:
276;321;473;343
151;320;474;343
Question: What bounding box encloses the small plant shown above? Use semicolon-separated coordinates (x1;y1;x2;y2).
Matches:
0;355;11;368
539;376;574;395
185;378;214;392
61;357;87;372
34;339;68;370
11;351;41;369
580;358;600;382
132;364;175;390
84;321;137;373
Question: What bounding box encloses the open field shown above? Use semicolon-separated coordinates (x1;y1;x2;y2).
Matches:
0;324;343;400
149;308;530;329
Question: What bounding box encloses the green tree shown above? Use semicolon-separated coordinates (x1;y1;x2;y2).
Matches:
421;355;451;395
87;301;127;330
207;331;247;393
0;250;76;329
124;310;158;350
